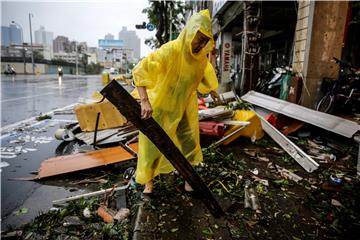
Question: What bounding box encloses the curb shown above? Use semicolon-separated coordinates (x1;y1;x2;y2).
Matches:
132;202;144;240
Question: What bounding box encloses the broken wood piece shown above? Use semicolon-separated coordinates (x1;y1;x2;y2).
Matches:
53;184;129;204
101;80;224;218
275;165;303;183
14;143;138;180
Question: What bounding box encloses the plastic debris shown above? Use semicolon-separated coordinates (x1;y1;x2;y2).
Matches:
331;199;342;207
113;208;130;222
0;161;10;168
244;180;261;210
330;175;342;185
63;216;82;227
83;207;91;218
97;206;114;223
0;152;17;159
244;149;257;157
250;168;259;175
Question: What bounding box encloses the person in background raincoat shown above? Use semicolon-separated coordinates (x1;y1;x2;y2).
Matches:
133;9;219;194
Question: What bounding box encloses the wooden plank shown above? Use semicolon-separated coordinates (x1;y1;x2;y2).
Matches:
101;80;224;218
15;143;138;180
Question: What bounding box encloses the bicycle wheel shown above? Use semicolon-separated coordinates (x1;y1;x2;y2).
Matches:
316;94;335;113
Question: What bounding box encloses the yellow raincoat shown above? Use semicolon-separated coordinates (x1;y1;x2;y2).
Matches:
133;9;218;184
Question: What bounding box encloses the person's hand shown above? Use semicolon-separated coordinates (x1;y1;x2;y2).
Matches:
210;90;220;103
140;98;153;119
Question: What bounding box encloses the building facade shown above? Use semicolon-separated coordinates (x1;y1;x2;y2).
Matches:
193;0;357;109
53;36;69;53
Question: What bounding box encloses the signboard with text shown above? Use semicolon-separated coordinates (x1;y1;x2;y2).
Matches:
220;32;232;83
212;0;228;17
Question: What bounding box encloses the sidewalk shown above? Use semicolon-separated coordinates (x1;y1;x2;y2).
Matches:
131;179;232;240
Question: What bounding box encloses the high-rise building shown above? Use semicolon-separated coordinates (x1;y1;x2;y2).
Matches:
35;26;54;60
105;33;114;40
1;26;11;47
53;36;69;53
1;24;22;47
35;26;53;45
118;27;141;60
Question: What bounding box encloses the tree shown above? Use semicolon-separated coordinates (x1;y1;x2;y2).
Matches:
33;50;44;61
85;62;103;74
142;1;191;49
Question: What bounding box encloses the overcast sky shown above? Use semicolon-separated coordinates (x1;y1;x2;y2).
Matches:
1;0;156;57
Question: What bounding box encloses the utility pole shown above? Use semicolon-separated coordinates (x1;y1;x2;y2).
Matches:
29;13;35;74
75;41;78;76
11;21;26;74
169;8;172;41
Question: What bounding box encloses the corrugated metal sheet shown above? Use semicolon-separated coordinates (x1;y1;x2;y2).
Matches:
242;91;360;138
256;112;319;172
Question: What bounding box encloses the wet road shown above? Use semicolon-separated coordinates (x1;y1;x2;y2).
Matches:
1;74;103;127
1;74;105;228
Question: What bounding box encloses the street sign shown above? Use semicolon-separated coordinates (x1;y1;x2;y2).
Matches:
146;23;155;31
135;22;147;29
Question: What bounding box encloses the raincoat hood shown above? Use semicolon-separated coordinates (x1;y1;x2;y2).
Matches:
177;9;214;59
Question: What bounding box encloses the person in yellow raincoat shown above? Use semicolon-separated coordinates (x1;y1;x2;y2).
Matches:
133;9;219;194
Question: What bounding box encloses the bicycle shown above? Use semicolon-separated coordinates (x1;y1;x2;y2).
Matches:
316;57;360;114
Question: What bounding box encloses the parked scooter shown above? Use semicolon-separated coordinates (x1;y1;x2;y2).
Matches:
4;64;16;75
256;66;290;97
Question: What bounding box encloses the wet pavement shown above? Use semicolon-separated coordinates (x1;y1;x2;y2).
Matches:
1;74;105;230
1;74;102;127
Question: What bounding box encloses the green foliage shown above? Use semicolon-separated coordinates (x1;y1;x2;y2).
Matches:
85;62;103;74
142;1;191;48
225;101;253;111
36;114;52;121
33;50;44;61
21;197;131;239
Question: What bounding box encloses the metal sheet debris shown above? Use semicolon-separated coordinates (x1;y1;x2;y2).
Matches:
198;108;234;121
203;91;236;103
53;184;130;204
241;91;360;138
15;143;138;180
256;112;319;173
75;124;138;145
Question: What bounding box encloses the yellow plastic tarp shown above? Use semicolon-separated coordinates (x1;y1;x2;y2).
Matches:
133;9;218;184
223;110;264;145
